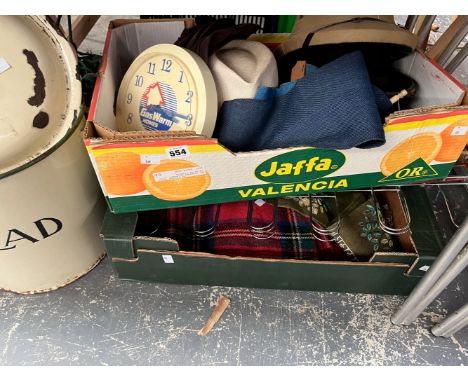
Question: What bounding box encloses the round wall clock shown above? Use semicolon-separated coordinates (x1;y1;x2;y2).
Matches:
116;44;218;136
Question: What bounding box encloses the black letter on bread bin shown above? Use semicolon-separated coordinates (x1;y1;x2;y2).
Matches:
1;229;39;250
34;218;63;239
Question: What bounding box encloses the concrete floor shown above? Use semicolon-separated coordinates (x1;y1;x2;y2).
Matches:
1;259;467;366
1;15;467;366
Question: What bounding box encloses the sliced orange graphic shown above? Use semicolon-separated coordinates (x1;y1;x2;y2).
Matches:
380;132;443;176
434;118;468;162
143;159;210;201
95;152;148;195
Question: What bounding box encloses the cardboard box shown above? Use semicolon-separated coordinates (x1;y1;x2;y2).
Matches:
85;19;468;214
100;188;442;295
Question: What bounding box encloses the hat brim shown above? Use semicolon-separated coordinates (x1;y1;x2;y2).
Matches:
276;20;417;58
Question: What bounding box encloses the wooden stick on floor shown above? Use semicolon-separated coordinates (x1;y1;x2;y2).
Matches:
198;295;231;336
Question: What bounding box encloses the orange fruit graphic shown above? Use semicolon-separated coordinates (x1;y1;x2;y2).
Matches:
143;159;210;201
434;118;468;162
380;132;443;176
95;152;148;195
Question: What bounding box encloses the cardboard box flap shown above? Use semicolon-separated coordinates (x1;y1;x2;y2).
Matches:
144;248;413;267
100;211;139;260
86;120;204;141
386;104;468;123
110;18;194;29
395;50;465;108
370;252;417;265
93;20;189;132
134;236;179;252
111;21;189;73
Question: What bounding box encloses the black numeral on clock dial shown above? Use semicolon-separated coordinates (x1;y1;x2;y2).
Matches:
161;59;172;72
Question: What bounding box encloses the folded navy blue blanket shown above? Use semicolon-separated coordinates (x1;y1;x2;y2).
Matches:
214;51;391;152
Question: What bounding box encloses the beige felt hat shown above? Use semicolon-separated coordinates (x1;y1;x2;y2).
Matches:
209;39;278;107
276;16;418;58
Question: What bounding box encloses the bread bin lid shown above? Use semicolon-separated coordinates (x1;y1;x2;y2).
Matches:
0;16;82;178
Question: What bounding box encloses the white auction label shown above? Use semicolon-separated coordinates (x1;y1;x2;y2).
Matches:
451;126;468;136
153;166;205;182
162;255;174;263
0;58;11;74
419;265;430;272
255;199;266;207
140;154;161;164
166;145;190;159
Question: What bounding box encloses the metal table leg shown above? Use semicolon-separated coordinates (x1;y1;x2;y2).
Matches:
391;216;468;325
445;42;468;73
431;303;468;337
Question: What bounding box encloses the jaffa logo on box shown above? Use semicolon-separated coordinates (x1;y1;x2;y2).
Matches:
255;148;346;184
0;218;63;251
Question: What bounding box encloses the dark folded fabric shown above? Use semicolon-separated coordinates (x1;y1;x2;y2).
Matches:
175;18;260;63
214;51;389;152
277;41;415;84
255;65;391;117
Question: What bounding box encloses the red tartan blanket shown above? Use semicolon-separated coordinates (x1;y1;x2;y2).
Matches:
139;201;346;261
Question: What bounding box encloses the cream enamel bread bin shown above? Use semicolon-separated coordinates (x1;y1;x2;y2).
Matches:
0;16;105;294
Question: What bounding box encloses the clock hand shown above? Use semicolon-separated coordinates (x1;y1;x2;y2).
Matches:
173;112;190;120
164;110;192;126
164;110;190;120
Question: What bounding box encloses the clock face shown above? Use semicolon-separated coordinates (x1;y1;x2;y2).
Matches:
116;44;217;136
